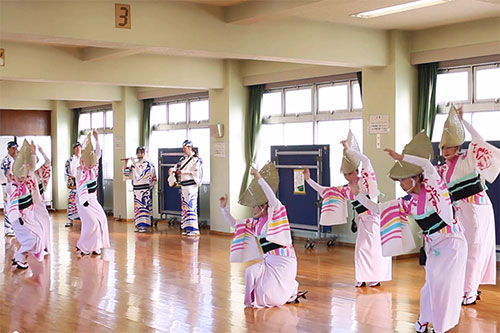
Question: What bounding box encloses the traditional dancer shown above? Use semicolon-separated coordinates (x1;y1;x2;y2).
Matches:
64;142;82;227
75;131;110;255
351;132;467;333
220;164;306;308
303;131;391;287
6;140;46;269
437;105;500;305
1;141;18;237
168;140;202;236
123;146;157;233
33;145;52;254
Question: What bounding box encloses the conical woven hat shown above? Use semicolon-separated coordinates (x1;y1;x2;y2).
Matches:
388;131;433;180
439;105;465;148
12;140;33;178
340;130;361;174
82;133;97;167
239;162;280;207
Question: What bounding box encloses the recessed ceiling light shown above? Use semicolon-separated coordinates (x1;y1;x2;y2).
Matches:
351;0;452;19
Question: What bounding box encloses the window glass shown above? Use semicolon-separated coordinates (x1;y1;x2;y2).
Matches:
476;67;500;100
283;122;313;145
256;124;284;169
168;102;187;123
352;82;363;109
318;84;348;112
79;113;91;132
91;112;104;129
106;111;113;128
262;91;282;117
436;71;469;104
189;128;210;183
471;111;500;141
285;88;312;114
150;105;167;126
190;100;209;122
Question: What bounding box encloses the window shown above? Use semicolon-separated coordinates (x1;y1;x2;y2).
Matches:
432;62;500;143
285;87;312;115
261;91;282;118
256;77;363;186
436;70;469;104
190;100;209;122
78;107;114;180
475;66;500;101
168;102;187;124
318;84;348;112
150;96;210;184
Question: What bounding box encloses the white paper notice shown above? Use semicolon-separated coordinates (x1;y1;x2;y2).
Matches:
368;115;390;134
213;143;226;158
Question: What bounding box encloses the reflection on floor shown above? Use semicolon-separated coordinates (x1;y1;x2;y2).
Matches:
1;212;499;332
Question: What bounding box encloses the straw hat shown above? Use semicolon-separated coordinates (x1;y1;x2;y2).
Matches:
11;140;34;178
340;130;361;174
239;162;280;207
388;131;433;180
439;105;465;149
81;133;97;167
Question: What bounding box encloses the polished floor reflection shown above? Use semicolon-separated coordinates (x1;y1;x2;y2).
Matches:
1;213;499;332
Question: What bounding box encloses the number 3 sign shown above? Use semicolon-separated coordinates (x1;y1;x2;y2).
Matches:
115;4;131;29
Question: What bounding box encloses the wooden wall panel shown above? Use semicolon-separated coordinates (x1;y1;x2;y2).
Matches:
0;110;51;136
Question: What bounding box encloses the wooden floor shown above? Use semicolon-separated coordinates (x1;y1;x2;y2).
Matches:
1;213;499;333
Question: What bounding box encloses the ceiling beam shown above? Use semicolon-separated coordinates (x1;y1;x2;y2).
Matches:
224;0;324;25
81;47;146;62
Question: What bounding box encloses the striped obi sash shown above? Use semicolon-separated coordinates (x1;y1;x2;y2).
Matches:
259;237;282;253
133;183;150;191
258;236;295;257
19;192;33;210
413;209;461;235
87;180;97;194
447;171;484;203
38;181;44;195
180;179;197;186
351;195;370;215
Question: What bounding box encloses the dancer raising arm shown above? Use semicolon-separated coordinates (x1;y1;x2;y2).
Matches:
220;164;307;308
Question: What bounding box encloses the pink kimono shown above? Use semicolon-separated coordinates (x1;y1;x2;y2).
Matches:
75;142;110;254
33;161;52;254
436;119;499;298
357;154;467;333
7;173;46;262
221;178;299;308
306;148;392;284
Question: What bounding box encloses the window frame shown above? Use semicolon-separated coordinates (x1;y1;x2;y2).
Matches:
79;106;113;135
436;62;500;112
153;96;209;131
473;63;500;103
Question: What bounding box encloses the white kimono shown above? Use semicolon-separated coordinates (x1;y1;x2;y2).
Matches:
437;119;500;296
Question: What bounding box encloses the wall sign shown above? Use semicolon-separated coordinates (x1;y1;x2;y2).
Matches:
213;142;226;158
115;4;131;29
293;169;306;195
368;115;390;134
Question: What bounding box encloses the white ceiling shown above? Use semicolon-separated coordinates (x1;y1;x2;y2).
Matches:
191;0;500;30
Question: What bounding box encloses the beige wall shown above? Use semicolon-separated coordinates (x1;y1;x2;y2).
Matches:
209;60;251;233
50;101;72;210
112;87;142;220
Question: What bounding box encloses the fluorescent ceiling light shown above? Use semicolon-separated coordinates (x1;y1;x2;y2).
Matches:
351;0;452;18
